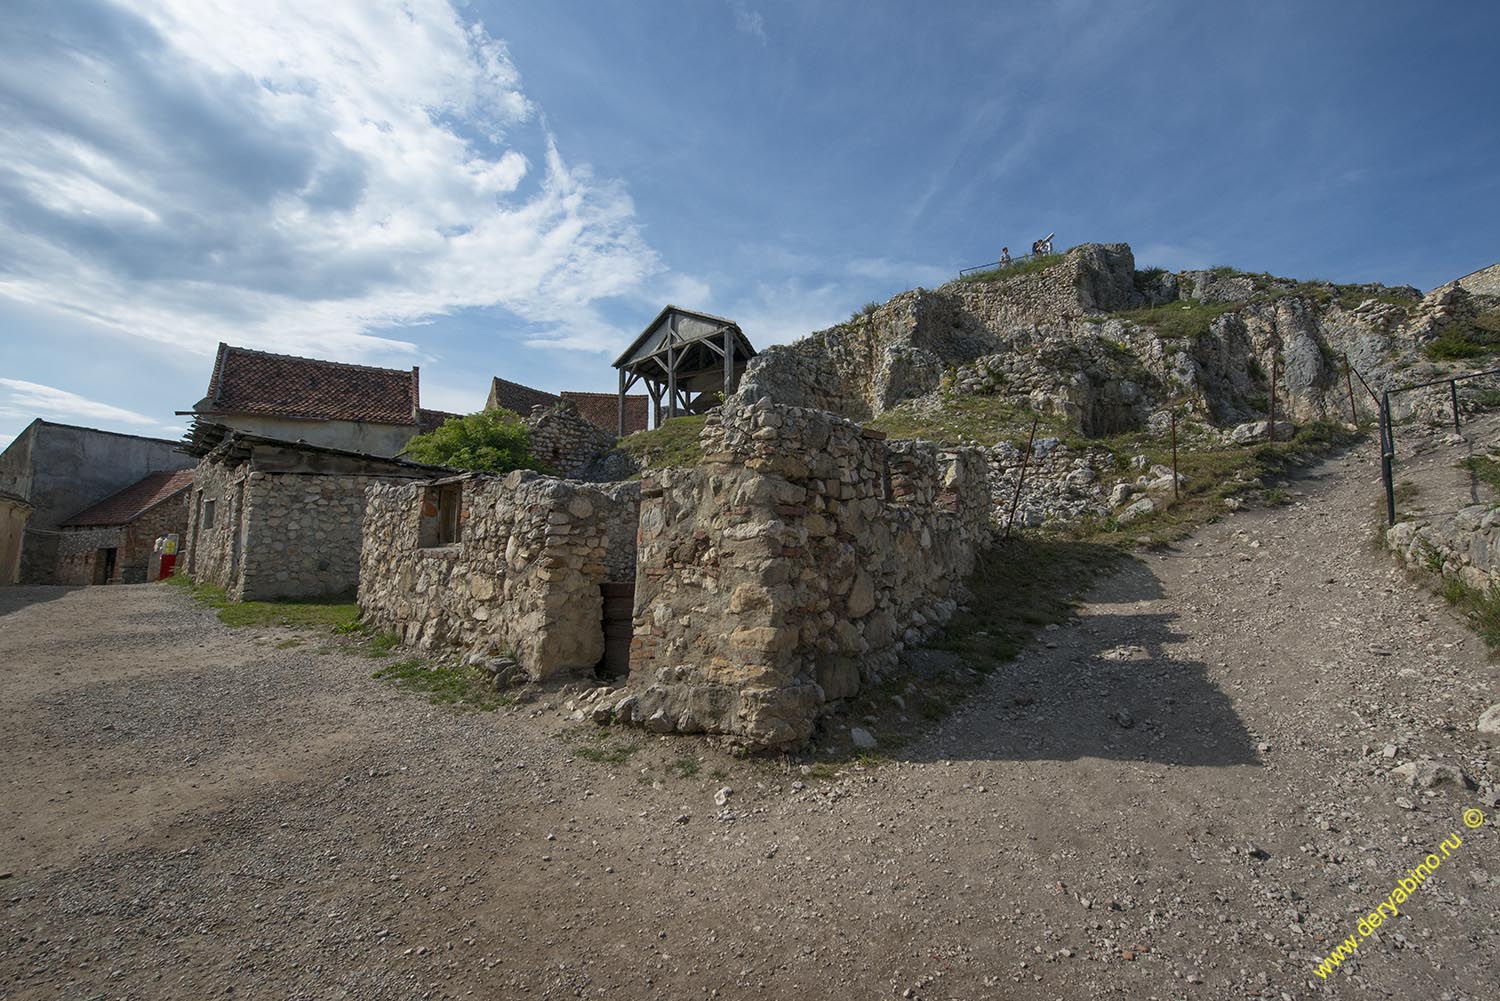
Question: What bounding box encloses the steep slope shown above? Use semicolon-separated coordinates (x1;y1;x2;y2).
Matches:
733;242;1492;437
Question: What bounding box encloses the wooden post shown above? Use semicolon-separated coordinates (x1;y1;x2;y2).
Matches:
617;367;626;436
723;329;735;401
665;321;677;421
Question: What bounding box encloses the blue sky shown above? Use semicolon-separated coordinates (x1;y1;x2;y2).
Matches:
2;0;1497;447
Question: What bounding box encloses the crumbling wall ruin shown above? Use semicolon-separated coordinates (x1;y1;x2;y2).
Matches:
358;471;641;680
616;399;989;749
524;401;620;479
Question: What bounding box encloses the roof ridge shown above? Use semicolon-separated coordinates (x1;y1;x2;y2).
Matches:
220;343;416;378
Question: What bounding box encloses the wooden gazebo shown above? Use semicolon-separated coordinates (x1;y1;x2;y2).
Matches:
612;306;756;433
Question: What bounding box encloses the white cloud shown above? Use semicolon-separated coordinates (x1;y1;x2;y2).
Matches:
0;378;161;429
0;0;669;362
0;433;14;450
729;2;767;43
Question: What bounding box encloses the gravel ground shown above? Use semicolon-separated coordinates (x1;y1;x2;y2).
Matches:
2;440;1497;1000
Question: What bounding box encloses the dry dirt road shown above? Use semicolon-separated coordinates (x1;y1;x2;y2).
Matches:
2;440;1497;1001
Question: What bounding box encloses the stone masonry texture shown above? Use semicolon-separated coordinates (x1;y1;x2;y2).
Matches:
620;398;990;749
358;471;641;681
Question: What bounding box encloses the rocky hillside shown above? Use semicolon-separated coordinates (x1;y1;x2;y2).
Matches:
733;243;1497;437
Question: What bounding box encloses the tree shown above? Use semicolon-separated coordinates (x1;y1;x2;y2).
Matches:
402;409;542;474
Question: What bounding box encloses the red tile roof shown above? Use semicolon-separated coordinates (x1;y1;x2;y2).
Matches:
560;391;649;434
487;376;560;415
196;344;419;425
61;470;194;527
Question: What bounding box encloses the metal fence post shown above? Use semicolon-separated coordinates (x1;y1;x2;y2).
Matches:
1170;410;1179;500
1450;380;1461;432
1343;354;1358;424
1268;350;1278;443
1003;414;1040;540
1380;391;1395;526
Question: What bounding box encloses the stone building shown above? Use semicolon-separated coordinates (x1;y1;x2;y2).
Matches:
0;490;32;586
524;400;629;479
486;376;649;435
359;472;641;680
55;470;193;585
183;426;445;600
0;419;194;584
619;399;990;748
182;343;457;458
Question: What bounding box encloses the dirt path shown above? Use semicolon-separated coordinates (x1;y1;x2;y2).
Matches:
2;442;1496;1000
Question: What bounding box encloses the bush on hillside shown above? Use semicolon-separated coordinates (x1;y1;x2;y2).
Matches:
402;409;543;473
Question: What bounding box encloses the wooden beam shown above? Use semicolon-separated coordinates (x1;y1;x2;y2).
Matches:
724;325;735;399
617;367;626;436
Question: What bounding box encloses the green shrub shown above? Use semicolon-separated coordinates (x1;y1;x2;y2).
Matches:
402;409;542;473
1114;300;1239;340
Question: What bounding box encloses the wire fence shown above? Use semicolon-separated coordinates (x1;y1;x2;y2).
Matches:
958;249;1055;279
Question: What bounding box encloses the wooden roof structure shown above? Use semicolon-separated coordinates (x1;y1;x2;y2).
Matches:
612;306;756;433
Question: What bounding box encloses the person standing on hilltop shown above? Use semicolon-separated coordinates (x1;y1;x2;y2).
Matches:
999;246;1011;266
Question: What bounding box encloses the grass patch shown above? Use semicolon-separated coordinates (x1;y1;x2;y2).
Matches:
1436;579;1500;653
164;573;360;631
1460;455;1500;492
1425;311;1500;361
958;253;1064;284
666;755;702;779
617;414;709;470
869;392;1062;448
575;740;642;765
371;657;508;711
1114;300;1239;340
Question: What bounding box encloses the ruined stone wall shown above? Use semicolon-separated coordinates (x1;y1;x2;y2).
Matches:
1388;505;1500;593
358;471;639;680
598;480;641;582
733;244;1144;422
524;402;619;479
621;399;989;749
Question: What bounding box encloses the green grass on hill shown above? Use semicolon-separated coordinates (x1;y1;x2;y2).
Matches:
868;392;1064;448
617;414;709;470
1114;300;1239;340
1426;311;1500;361
1460;455;1500;492
164;572;360;630
370;657;508;710
958;253;1063;285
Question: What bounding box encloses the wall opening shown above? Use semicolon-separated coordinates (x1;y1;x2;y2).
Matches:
203;497;216;529
420;482;463;548
93;547;117;585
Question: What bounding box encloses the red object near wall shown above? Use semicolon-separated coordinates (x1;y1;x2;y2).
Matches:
159;553;177;580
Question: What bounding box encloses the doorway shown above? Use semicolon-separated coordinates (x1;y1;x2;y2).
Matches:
93;547;118;585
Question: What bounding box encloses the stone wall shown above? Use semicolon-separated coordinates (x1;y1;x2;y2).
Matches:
186;457;405;600
358;471;641;680
524;401;619;479
1388;505;1500;593
619;399;989;749
56;527;122;585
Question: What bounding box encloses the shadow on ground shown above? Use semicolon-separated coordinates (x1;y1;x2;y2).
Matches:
0;585;84;617
815;541;1261;769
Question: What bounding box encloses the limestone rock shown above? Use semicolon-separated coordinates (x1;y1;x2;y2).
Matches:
1389;759;1476;791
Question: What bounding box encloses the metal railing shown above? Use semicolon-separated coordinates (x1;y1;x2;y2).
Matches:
959;250;1055;279
1377;363;1500;525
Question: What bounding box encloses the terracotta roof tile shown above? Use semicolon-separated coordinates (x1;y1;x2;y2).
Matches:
61;470;194;527
197;344;418;424
487;377;560;415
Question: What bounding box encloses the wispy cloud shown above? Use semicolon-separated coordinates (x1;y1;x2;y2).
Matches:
0;0;671;362
0;378;161;429
729;2;767;43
